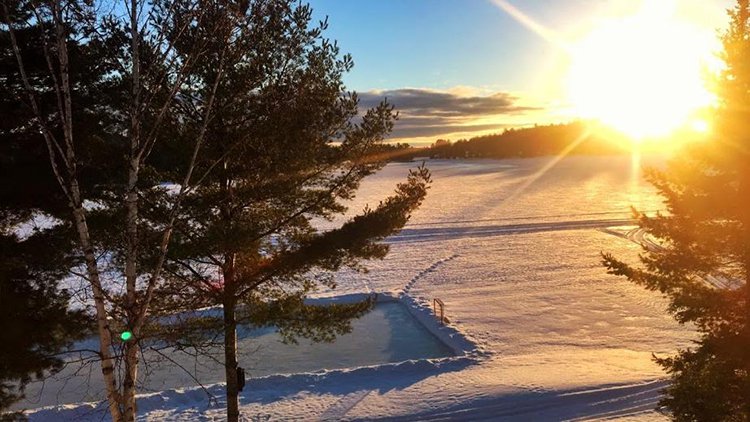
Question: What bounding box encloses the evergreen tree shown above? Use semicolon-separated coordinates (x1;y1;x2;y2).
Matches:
602;1;750;419
0;5;102;415
0;228;90;417
151;2;431;420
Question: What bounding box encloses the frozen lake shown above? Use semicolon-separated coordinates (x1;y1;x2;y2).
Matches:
26;155;694;421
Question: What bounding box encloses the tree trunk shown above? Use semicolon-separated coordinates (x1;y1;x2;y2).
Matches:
223;294;240;422
121;2;142;419
122;341;139;421
71;206;123;422
57;1;123;410
57;2;125;417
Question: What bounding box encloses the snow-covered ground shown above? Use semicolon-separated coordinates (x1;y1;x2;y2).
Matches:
24;155;695;421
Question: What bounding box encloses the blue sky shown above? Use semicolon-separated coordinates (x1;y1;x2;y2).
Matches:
308;0;733;143
309;0;555;92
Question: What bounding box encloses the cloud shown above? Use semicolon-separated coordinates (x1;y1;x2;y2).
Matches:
387;122;512;139
359;88;535;117
357;88;543;141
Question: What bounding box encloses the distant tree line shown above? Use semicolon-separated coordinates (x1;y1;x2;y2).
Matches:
423;122;630;160
368;142;415;162
377;122;635;163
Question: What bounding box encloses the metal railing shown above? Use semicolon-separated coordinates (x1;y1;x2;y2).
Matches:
433;298;446;324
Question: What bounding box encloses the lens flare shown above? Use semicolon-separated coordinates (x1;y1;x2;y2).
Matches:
565;4;716;139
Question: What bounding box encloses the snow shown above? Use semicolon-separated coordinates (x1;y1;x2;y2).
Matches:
21;155;694;421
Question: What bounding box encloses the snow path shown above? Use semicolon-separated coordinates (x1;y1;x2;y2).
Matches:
390;219;634;244
24;156;697;421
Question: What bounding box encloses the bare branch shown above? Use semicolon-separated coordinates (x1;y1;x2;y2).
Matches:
149;347;218;405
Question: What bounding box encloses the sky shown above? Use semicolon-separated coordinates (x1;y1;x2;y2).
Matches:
308;0;734;144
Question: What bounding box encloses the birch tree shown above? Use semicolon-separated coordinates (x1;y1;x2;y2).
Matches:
1;1;237;419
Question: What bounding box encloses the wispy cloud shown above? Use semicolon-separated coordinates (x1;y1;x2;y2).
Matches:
358;88;544;142
359;88;536;117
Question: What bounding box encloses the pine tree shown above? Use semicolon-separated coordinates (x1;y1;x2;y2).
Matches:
0;6;102;414
0;229;90;417
602;1;750;419
150;2;431;420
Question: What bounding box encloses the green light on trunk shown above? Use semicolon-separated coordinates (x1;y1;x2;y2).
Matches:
120;331;133;341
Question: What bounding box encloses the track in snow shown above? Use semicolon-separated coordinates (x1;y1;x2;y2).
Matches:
402;255;460;295
602;227;743;290
389;219;634;244
376;379;667;421
319;390;372;421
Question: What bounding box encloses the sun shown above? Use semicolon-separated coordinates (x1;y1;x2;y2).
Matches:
565;1;717;140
